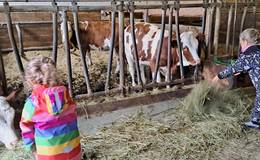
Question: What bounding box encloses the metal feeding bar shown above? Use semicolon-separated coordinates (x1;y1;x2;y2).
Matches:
60;10;73;96
105;0;116;93
128;0;143;88
3;2;24;76
71;1;92;96
166;6;173;84
174;0;184;80
51;1;58;65
118;1;125;96
152;1;167;84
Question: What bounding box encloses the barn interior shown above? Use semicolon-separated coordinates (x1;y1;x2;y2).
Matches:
0;0;260;159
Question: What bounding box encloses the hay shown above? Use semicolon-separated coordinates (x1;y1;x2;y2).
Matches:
0;141;34;160
0;82;257;160
79;81;255;160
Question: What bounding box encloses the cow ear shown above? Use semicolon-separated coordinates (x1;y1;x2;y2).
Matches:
84;21;89;31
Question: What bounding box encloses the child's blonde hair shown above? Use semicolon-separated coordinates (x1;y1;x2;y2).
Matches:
239;28;260;45
25;56;58;87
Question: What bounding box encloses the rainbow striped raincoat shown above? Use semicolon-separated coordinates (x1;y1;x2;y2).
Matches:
20;85;81;160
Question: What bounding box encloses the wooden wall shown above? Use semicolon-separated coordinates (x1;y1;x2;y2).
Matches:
218;8;260;44
0;6;259;52
0;11;101;51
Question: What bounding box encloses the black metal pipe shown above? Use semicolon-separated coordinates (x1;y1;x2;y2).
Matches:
51;2;58;65
201;0;208;34
0;49;7;96
174;2;184;79
167;7;173;83
105;9;116;92
4;2;24;76
129;2;143;87
72;3;92;96
118;2;125;96
153;7;166;83
15;23;24;57
61;10;73;96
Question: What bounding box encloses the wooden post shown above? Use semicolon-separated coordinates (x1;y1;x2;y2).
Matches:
207;1;215;60
237;4;248;55
231;0;238;57
213;0;221;58
226;4;233;56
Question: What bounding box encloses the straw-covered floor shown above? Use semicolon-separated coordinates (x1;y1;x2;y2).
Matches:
1;82;260;160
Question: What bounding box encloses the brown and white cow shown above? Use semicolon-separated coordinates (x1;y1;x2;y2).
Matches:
61;20;120;72
124;22;201;86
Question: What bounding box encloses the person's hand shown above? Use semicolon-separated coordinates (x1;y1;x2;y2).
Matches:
211;75;219;85
234;72;240;76
210;75;231;89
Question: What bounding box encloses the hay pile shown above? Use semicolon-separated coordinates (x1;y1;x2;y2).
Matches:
0;82;257;160
0;141;34;160
80;81;255;160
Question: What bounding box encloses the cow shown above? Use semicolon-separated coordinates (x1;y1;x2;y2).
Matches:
60;20;120;73
124;22;202;86
0;91;18;149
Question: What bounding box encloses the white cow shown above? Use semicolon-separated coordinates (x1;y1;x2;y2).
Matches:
0;91;18;149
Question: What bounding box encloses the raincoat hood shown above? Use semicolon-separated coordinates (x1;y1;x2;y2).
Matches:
33;85;72;116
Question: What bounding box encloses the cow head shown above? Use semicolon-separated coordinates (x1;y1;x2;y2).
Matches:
0;120;18;149
180;31;201;66
0;95;18;150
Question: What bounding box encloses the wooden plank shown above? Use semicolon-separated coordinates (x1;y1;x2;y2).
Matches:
218;8;260;44
148;15;202;26
0;12;51;23
67;11;101;21
0;11;100;50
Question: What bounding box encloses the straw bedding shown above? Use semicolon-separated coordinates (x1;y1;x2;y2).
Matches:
1;81;259;160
